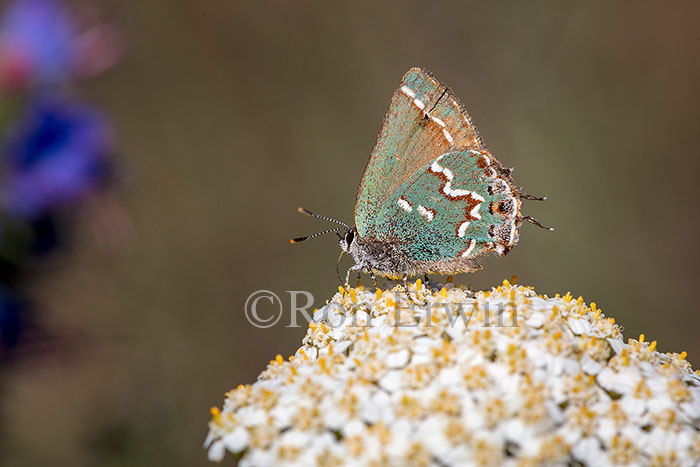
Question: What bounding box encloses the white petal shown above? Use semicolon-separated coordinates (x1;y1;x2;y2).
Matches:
222;427;250;453
385;349;411;368
379;370;402;392
525;311;546;328
568;318;591;335
207;440;226;462
580;354;603;375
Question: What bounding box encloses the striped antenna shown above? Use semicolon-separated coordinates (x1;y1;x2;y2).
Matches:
290;227;346;244
297;207;349;229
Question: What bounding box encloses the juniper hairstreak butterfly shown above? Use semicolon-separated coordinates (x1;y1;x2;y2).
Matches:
292;67;551;288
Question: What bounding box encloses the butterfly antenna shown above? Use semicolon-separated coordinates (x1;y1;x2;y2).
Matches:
290;227;346;244
522;216;554;231
297;207;350;229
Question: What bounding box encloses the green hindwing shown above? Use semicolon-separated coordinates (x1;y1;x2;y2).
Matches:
373;149;520;262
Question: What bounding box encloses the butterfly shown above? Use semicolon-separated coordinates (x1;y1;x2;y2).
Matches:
293;67;550;289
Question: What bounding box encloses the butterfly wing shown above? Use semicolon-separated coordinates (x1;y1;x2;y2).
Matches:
373;149;521;265
355;67;485;239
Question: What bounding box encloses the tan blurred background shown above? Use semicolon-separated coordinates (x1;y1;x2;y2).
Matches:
2;1;700;465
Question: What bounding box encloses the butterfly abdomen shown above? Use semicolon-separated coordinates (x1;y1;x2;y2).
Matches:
348;233;483;278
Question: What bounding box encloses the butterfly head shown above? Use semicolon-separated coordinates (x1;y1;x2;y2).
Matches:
338;227;356;253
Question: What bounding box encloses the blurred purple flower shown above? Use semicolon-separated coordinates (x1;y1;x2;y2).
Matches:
0;0;77;90
2;97;114;220
0;0;123;92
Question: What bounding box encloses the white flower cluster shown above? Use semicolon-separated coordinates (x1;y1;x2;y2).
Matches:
206;280;700;466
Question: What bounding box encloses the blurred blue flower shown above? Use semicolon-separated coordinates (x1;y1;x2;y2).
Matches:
0;0;77;90
2;97;113;220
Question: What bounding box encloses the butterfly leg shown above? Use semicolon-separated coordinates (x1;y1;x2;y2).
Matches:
522;215;554;231
369;270;379;288
519;191;547;201
423;274;433;292
344;264;362;291
402;275;419;304
403;275;415;302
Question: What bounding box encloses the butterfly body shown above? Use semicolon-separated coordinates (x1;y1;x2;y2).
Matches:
340;227;483;281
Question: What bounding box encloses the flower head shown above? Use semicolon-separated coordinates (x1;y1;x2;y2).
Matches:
0;0;77;90
2;97;113;220
206;281;700;466
0;0;123;92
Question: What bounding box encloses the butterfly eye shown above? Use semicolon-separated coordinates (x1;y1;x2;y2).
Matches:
345;230;355;245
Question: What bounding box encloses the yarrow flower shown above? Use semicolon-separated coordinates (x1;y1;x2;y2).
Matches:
1;97;113;220
206;280;700;466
